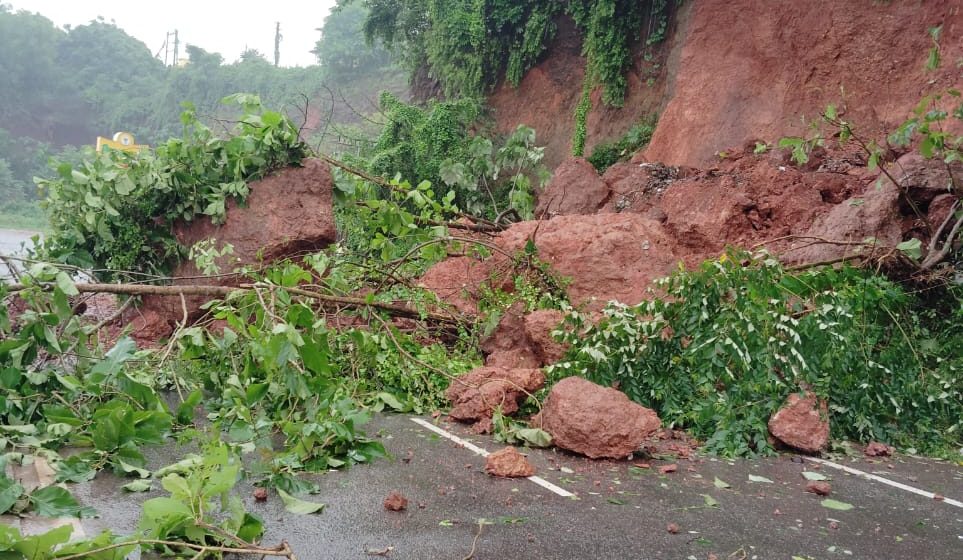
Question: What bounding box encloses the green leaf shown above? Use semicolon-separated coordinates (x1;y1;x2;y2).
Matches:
0;475;25;514
245;383;270;406
821;498;854;511
896;238;922;261
515;428;552;448
9;524;73;558
55;272;79;297
28;485;97;518
377;392;407;412
122;480;152;492
176;390;203;425
713;477;731;489
236;512;265;543
801;471;829;481
701;494;719;507
277;488;325;514
89;337;137;378
747;474;774;483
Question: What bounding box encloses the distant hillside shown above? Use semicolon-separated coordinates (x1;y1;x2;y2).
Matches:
0;3;407;229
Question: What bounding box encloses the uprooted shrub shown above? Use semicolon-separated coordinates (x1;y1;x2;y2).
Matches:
549;250;963;457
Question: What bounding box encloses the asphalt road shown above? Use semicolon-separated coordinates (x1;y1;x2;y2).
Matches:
43;414;963;559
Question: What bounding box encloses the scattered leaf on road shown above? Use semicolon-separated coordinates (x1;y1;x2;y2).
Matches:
713;477;731;489
121;480;151;492
802;471;828;481
748;474;774;483
820;498;854;511
701;494;719;507
277;488;325;515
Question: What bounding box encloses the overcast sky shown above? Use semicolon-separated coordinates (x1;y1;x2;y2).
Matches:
10;0;338;67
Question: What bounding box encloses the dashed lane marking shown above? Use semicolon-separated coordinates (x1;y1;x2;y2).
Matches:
808;456;962;508
410;417;575;498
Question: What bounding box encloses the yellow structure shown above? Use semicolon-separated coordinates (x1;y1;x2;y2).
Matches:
95;132;148;153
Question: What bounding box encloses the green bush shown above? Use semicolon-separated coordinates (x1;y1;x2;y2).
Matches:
587;116;656;172
361;93;547;219
549;250;963;457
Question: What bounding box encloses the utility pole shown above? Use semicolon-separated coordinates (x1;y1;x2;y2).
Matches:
173;30;179;66
274;22;282;67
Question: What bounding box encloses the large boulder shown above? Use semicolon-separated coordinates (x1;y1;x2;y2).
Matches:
659;152;837;254
479;303;569;368
419;213;682;314
174;158;336;265
768;391;830;453
781;172;902;265
498;214;682;310
523;309;568;366
535;377;661;459
535;157;610;217
445;367;545;425
131;159;336;339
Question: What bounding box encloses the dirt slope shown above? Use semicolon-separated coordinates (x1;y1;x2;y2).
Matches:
488;0;962;169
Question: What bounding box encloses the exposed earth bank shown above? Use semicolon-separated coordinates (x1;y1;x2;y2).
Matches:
489;0;962;169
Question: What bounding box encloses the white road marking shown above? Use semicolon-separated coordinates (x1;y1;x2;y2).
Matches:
410;417;575;498
807;457;962;508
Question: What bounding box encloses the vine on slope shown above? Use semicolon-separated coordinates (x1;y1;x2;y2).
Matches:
351;0;670;107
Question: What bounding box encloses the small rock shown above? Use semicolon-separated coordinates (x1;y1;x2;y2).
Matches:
666;522;680;534
383;491;408;511
485;447;536;478
805;481;831;496
864;441;893;457
659;464;678;474
253;487;268;502
768;391;830;453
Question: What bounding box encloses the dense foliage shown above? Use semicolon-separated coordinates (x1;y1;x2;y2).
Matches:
38;95;309;278
358;93;548;219
550;251;963;457
350;0;671;106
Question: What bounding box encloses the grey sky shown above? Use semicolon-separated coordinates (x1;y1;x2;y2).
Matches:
10;0;338;67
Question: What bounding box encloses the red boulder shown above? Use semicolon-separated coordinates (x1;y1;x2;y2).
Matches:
445;367;545;424
535;376;661;459
768;392;830;453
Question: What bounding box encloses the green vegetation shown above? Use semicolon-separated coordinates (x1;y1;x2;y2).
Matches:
572;81;593;157
550;251;962;457
38;95;309;278
352;0;671;106
352;93;548;220
586;115;657;171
